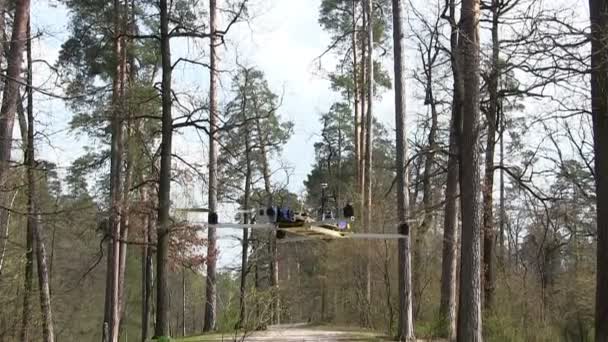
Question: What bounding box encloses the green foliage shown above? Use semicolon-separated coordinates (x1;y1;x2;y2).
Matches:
219;66;293;202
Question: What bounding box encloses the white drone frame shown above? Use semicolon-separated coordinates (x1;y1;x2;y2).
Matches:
173;207;416;242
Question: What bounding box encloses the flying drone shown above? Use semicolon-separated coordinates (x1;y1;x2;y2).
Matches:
174;182;408;241
174;203;408;242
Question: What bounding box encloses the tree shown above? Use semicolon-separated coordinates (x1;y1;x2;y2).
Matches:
155;0;173;336
103;1;129;340
409;3;444;316
589;0;608;340
362;0;374;315
0;0;29;279
457;0;483;340
250;68;292;326
219;67;258;328
439;0;461;338
204;0;220;332
19;19;34;342
392;0;414;340
318;0;392;191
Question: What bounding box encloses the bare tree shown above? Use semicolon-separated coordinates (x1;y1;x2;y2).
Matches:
204;0;220;332
409;3;443;316
457;0;483;340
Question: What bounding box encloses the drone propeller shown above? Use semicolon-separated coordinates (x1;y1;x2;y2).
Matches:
174;207;209;213
341;233;408;240
188;221;276;230
277;232;408;243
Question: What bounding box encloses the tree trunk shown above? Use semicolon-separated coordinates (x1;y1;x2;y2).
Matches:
19;20;33;342
256;117;280;325
498;107;505;261
182;267;186;336
363;0;374;314
359;0;367;200
141;187;153;342
440;115;460;341
155;0;173;336
439;2;462;338
352;0;361;193
238;132;253;328
117;4;135;325
414;61;439;319
392;0;414;339
26;25;55;341
204;0;219;332
34;218;55;342
0;0;9;279
103;0;127;339
457;0;483;341
589;0;608;340
0;0;28;278
482;0;499;312
20;216;33;342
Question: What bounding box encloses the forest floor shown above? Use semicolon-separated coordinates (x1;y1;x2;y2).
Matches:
177;323;395;341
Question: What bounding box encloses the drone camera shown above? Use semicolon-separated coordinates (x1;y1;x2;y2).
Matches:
343;204;354;219
208;212;219;225
276;230;286;239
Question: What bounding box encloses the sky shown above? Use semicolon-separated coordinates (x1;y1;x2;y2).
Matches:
27;0;594;269
28;0;401;269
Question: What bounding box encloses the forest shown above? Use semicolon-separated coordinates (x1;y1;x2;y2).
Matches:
0;0;605;341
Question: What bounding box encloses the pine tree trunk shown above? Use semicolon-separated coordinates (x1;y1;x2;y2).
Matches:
457;0;483;340
104;0;127;339
482;0;499;312
204;0;219;332
0;0;28;278
590;1;608;340
392;0;414;339
155;0;173;336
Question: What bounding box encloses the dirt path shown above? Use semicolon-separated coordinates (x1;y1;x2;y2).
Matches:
181;324;391;341
243;324;387;341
